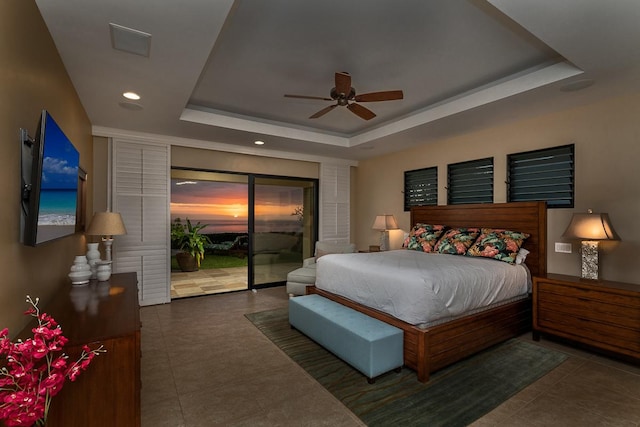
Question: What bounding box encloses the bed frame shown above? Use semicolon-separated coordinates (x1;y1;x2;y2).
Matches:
309;201;547;382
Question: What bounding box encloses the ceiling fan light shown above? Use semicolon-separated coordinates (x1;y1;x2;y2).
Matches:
285;71;403;120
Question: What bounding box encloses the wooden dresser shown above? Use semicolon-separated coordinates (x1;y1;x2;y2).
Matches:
533;273;640;361
37;272;141;427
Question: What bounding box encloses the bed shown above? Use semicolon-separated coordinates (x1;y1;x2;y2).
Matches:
308;201;547;382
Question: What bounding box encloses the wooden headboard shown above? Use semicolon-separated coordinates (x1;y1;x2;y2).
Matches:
411;201;547;277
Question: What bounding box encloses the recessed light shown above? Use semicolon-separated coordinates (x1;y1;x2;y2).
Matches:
123;92;141;100
254;140;265;145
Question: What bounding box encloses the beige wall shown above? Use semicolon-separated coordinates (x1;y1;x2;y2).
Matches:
0;1;93;335
355;91;640;284
172;146;320;179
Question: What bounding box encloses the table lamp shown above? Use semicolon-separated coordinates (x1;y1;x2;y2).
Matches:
372;214;398;251
562;209;619;280
86;211;127;262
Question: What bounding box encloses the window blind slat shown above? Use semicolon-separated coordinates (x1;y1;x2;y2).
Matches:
447;158;493;205
508;144;574;208
404;166;437;211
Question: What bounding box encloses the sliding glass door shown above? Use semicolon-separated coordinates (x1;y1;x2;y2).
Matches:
170;170;249;298
251;176;317;287
170;169;316;297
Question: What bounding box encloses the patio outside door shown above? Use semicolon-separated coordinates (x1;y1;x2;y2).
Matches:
251;176;317;288
170;169;317;297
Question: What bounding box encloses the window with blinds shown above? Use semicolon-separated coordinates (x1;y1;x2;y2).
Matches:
447;158;494;205
404;166;437;211
507;144;574;208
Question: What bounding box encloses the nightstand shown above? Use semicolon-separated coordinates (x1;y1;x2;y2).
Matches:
532;273;640;361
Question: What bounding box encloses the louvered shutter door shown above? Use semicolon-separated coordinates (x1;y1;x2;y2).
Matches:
112;140;170;306
319;163;350;243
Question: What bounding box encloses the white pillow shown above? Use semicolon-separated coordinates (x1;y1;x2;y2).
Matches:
515;248;530;265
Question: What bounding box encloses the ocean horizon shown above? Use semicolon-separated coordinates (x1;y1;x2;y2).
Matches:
171;217;302;234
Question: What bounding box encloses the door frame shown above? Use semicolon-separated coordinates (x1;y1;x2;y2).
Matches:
170;167;318;291
249;174;319;290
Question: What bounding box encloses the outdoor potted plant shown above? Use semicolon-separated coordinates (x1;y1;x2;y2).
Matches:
171;218;212;272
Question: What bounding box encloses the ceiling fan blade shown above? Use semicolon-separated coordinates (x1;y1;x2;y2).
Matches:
284;94;333;101
347;103;376;120
354;90;404;102
335;72;352;96
309;104;338;119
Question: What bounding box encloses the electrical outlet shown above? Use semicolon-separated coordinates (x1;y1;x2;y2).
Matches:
555;242;572;253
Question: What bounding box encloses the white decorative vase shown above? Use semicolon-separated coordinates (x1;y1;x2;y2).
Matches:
69;256;91;285
71;255;90;271
96;261;112;282
86;243;101;279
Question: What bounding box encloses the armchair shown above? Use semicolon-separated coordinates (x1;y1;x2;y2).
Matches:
285;241;356;296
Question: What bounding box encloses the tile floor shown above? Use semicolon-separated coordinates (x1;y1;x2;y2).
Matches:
170;263;301;299
141;287;640;426
171;268;248;299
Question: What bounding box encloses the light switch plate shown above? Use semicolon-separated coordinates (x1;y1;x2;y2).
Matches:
555;242;572;253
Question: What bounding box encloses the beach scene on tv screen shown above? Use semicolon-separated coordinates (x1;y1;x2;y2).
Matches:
36;116;79;244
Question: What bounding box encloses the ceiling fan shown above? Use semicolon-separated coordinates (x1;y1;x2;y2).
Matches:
284;72;403;120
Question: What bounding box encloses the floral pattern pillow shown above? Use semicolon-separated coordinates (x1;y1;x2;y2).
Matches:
466;228;531;264
434;228;481;255
404;223;447;253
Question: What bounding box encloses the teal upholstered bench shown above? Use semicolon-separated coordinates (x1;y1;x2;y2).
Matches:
289;294;403;382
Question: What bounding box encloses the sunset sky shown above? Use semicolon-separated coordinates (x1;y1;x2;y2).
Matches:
170;180;303;225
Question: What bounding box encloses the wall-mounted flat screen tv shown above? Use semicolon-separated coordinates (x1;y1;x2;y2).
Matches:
23;110;80;246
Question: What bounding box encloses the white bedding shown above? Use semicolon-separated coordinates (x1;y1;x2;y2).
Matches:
315;250;530;326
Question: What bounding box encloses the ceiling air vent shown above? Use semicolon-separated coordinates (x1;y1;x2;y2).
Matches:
109;23;151;57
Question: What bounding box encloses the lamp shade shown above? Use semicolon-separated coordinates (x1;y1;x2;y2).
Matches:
86;212;127;237
372;214;399;231
562;211;619;241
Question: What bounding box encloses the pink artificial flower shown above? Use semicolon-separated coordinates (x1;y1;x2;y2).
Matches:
29;337;49;360
42;372;66;397
67;364;82;382
50;356;67;370
38;313;58;329
0;296;105;426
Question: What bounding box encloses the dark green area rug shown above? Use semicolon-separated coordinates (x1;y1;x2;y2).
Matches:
246;307;567;427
